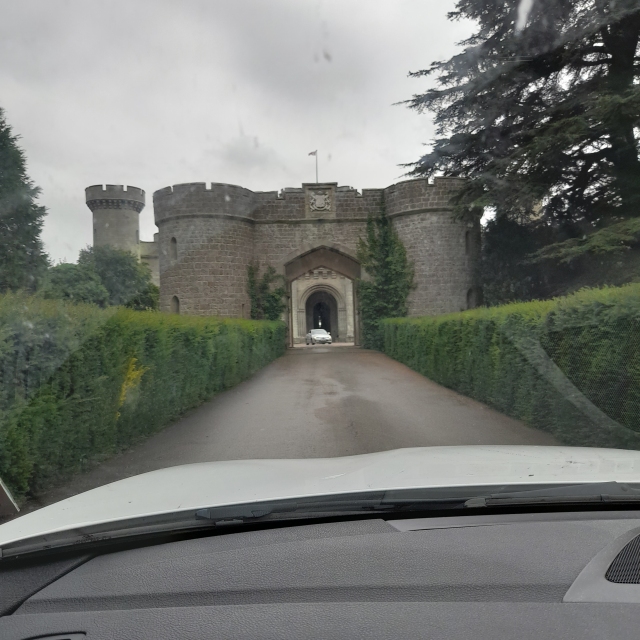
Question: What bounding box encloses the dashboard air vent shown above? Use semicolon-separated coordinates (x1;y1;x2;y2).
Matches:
605;534;640;584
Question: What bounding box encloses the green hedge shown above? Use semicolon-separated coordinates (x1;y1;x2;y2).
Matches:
0;293;285;499
383;284;640;449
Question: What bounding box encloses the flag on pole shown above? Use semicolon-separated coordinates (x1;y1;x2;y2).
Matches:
309;150;319;183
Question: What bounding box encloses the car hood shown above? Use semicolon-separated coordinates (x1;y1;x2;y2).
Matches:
3;445;640;551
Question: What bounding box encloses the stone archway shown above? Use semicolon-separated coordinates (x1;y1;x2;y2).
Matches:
294;279;350;343
284;246;361;346
301;283;345;338
306;290;337;334
283;244;361;282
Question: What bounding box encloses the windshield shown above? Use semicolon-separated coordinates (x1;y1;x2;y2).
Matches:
1;0;640;527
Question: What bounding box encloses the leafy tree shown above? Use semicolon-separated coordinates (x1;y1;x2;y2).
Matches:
41;262;109;307
356;206;414;350
405;0;640;227
247;264;286;321
78;245;154;307
125;283;160;312
0;108;49;292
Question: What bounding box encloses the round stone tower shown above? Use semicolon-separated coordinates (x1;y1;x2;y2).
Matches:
386;177;479;314
153;183;256;316
85;184;145;257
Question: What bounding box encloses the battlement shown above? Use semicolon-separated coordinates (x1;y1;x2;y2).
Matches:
156;181;257;195
86;184;145;203
153;182;259;224
151;177;465;225
256;188;308;203
85;184;145;214
384;176;464;216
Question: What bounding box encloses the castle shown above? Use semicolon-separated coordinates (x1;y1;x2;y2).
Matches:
86;178;479;345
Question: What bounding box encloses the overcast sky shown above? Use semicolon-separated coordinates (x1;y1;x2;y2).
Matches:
1;0;473;263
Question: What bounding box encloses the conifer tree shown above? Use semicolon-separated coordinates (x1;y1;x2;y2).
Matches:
356;206;414;349
405;0;640;226
0;108;49;292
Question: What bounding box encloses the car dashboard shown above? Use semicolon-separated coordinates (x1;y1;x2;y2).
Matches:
3;510;640;639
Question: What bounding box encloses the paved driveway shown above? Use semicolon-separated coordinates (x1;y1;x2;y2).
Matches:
21;346;558;512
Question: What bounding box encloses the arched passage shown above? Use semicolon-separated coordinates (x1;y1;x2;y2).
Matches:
284;246;361;346
306;289;338;335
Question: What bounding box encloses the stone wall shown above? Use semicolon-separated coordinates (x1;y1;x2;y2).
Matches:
392;212;475;316
140;234;159;286
157;216;254;316
151;178;478;323
254;220;365;275
386;177;477;316
252;184;383;222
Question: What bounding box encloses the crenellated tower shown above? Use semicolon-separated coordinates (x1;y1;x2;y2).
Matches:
83;176;479;344
85;184;146;258
150;177;479;337
153;183;256;317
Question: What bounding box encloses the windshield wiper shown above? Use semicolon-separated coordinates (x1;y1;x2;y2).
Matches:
6;484;640;559
194;494;475;526
464;482;640;508
195;484;640;525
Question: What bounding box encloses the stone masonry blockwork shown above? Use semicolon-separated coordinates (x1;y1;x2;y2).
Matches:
151;178;478;322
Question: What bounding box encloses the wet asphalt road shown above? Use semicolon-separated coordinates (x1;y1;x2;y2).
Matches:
22;346;558;512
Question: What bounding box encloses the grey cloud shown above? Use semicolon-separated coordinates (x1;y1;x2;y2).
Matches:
217;134;285;173
0;0;473;262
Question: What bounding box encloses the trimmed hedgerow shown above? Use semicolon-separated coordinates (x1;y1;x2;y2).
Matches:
383;284;640;450
0;293;285;499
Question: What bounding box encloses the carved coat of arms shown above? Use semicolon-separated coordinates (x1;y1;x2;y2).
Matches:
309;190;331;212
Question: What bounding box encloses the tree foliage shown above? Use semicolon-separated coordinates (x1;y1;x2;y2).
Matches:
0;108;49;293
356;206;414;349
78;245;156;309
247;264;286;321
526;217;640;294
125;282;160;312
531;216;640;261
405;0;640;227
41;263;109;307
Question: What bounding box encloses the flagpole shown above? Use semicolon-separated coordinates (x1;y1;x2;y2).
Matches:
309;150;318;183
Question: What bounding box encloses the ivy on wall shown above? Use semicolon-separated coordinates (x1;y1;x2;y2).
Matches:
247;263;287;321
356;205;414;349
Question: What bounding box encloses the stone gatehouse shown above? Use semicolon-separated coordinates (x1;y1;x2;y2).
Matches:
86;177;479;345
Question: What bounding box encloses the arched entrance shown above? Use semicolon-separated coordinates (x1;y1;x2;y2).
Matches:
306;290;338;335
282;245;361;346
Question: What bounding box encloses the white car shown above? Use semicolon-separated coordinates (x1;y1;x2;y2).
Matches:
306;328;332;345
